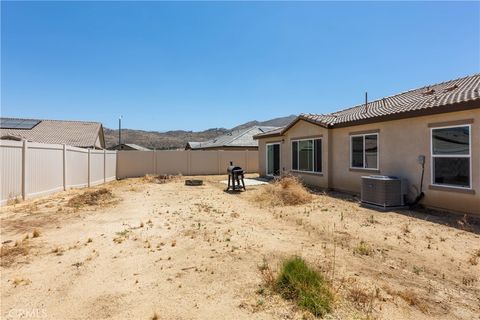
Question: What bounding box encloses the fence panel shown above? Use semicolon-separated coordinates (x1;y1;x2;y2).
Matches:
219;151;247;172
90;150;105;186
67;147;89;188
105;151;117;182
0;141;116;205
116;150;155;179
117;150;258;178
189;151;218;175
154;151;189;175
26;142;64;197
0;141;23;204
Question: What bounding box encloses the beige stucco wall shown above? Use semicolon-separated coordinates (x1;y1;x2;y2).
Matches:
258;120;329;188
257;109;480;215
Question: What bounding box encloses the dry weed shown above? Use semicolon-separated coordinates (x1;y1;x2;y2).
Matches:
1;241;30;267
143;174;181;184
347;283;378;313
32;229;41;238
6;196;21;206
468;249;480;266
67;188;114;208
12;277;31;287
353;241;373;256
397;289;428;313
253;176;313;206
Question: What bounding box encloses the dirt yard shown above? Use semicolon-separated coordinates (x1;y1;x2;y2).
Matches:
1;175;479;320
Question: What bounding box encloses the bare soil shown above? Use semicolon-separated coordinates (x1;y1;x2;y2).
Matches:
1;175;479;320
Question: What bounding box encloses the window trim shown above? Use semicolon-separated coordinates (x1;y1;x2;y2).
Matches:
291;137;322;174
349;133;379;170
430;124;472;190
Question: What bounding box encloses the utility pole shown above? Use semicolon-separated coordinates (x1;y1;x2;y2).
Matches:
118;116;122;145
365;92;368;113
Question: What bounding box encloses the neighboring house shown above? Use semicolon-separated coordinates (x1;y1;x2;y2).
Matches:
110;143;151;151
254;74;480;215
0;117;106;149
186;126;279;151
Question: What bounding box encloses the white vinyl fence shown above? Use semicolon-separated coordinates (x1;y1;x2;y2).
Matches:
117;150;258;179
0;140;117;205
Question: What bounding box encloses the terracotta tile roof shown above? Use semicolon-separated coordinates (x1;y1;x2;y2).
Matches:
255;73;480;138
0;117;104;148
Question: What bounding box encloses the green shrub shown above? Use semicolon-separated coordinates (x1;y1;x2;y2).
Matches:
275;256;333;317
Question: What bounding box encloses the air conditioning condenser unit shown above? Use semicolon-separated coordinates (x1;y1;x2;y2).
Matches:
361;175;406;208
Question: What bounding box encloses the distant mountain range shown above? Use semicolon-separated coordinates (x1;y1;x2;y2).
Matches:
104;115;296;149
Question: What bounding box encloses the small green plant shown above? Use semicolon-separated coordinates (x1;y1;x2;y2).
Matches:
275;256;333;317
353;241;373;256
366;215;378;224
116;229;130;237
412;266;422;275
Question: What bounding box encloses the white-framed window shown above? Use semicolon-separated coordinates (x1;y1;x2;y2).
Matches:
350;133;379;169
291;138;322;173
431;124;471;189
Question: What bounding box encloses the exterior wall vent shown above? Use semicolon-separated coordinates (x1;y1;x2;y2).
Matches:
361;175;406;208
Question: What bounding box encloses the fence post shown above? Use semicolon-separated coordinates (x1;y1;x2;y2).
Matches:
187;150;191;176
63;144;67;190
104;149;107;184
153;149;156;174
87;149;91;187
21;140;28;200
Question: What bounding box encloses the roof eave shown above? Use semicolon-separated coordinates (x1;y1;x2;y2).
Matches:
331;100;480;128
253;115;329;139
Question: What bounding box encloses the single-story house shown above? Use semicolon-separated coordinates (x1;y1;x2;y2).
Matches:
186;126;279;151
110;143;151;151
0;117;106;149
254;74;480;215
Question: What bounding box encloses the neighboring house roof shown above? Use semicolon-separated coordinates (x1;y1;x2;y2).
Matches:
187;126;279;149
0;117;105;148
255;73;480;138
111;143;151;151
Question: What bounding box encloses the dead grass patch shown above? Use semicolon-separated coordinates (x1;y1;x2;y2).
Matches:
67;188;114;208
347;283;378;313
143;174;181;184
12;202;39;214
1;241;30;267
32;229;41;238
12;277;31;287
6;196;21;206
468;249;480;266
397;289;428;313
353;241;373;256
253;176;313;206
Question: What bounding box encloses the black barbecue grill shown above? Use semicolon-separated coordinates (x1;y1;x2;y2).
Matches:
226;161;246;191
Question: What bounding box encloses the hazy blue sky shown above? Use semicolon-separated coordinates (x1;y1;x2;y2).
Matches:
1;1;479;131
